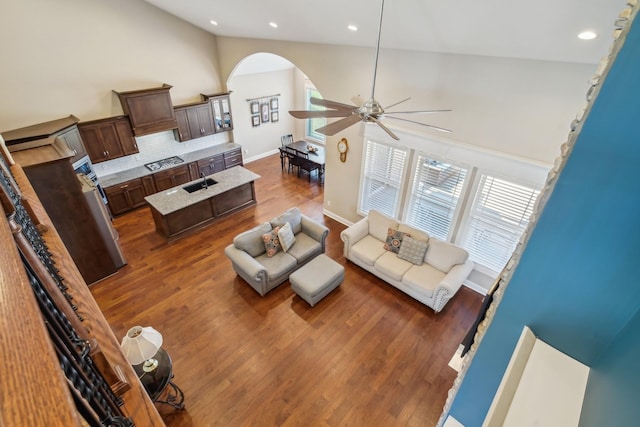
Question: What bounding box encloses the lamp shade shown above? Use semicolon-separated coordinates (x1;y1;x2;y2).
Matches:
120;326;163;365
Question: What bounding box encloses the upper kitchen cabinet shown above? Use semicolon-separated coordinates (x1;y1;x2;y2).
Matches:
78;116;139;164
1;115;88;164
114;84;178;136
173;102;215;142
201;92;233;133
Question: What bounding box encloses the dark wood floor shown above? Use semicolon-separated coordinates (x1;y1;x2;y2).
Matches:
90;153;483;427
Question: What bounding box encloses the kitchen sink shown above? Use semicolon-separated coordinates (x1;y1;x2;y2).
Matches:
183;178;217;193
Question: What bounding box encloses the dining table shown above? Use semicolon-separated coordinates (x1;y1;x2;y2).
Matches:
284;140;325;185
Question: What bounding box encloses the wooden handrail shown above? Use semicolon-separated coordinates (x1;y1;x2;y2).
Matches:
0;142;165;425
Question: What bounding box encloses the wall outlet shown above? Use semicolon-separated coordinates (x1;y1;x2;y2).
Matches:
327;200;331;207
243;149;248;154
135;155;140;161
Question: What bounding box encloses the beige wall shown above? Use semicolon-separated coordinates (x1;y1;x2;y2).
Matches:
216;36;595;223
0;0;598;227
228;68;297;160
0;0;222;131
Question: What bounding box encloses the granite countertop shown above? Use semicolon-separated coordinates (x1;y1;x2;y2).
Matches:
99;143;242;188
145;166;260;216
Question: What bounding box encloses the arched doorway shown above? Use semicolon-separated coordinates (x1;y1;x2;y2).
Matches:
226;53;325;162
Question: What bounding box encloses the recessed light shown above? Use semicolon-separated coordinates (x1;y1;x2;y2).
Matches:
348;24;358;32
578;30;597;40
269;22;278;29
210;20;218;26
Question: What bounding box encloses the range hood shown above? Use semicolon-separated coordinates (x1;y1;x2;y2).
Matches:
113;84;178;137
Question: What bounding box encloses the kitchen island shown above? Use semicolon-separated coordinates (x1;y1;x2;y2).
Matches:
146;166;260;239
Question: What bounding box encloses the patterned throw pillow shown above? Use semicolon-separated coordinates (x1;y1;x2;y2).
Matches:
397;236;429;265
262;226;281;257
277;222;296;252
384;228;410;253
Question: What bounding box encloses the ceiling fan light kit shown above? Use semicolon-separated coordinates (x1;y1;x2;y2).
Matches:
288;0;452;141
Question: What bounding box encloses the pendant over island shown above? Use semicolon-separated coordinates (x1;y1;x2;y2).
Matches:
145;166;260;240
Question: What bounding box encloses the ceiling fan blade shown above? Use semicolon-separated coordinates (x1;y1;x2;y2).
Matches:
384;97;411;110
369;116;399;140
309;97;355;110
314;114;362;136
385;115;452;133
384;109;453;114
289;109;355;119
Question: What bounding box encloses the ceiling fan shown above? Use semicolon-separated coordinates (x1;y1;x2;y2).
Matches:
288;0;452;141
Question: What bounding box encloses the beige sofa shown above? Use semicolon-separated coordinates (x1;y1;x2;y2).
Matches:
340;210;473;312
224;207;329;296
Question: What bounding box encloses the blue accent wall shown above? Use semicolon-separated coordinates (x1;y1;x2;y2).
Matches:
449;13;640;427
579;306;640;426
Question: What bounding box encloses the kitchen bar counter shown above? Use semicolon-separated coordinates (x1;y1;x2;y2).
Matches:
99;142;242;188
146;166;260;239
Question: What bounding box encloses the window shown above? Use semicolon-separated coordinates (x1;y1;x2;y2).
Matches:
460;174;540;273
359;140;408;217
405;154;468;241
356;127;548;281
305;88;326;143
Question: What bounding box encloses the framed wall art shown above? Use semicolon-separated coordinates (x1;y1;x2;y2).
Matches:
270;97;279;111
271;111;279;123
250;101;259;115
251;115;260;127
261;103;270;123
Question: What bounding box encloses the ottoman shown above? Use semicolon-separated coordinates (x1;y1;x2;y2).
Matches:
289;254;344;307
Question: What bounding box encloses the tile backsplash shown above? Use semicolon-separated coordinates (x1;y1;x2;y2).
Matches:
93;130;232;178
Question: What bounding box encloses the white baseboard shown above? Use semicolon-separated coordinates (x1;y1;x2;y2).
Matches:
243;149;280;164
463;279;488;295
321;208;353;227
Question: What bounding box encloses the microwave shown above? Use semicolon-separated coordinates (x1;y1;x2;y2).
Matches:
73;155;108;206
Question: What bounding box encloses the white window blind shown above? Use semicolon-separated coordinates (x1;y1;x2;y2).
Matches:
405;155;468;240
359;140;408;217
305;88;326;142
461;174;540;273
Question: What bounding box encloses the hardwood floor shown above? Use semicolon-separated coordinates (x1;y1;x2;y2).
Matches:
90;153;483;427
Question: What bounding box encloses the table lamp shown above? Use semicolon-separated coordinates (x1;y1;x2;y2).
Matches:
120;326;163;372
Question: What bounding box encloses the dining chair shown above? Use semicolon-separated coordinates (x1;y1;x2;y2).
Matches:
281;134;294;147
297;151;320;182
285;146;303;175
279;147;288;172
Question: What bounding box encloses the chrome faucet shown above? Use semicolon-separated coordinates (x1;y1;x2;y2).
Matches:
200;172;208;189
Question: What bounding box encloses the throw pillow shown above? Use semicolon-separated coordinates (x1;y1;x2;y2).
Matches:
397;236;429;265
384;228;410;254
270;207;302;234
234;222;273;257
277;222;296;252
262;226;281;257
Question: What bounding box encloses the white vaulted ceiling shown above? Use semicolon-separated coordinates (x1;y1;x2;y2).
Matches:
144;0;626;64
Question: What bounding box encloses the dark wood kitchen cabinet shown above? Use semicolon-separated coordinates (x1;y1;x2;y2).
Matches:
103;145;243;215
201;93;233;133
174;108;191;142
79;116;139;164
193;153;225;178
114;84;178;136
152;164;191;192
223;147;243;168
104;177;147;216
173;102;215;142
